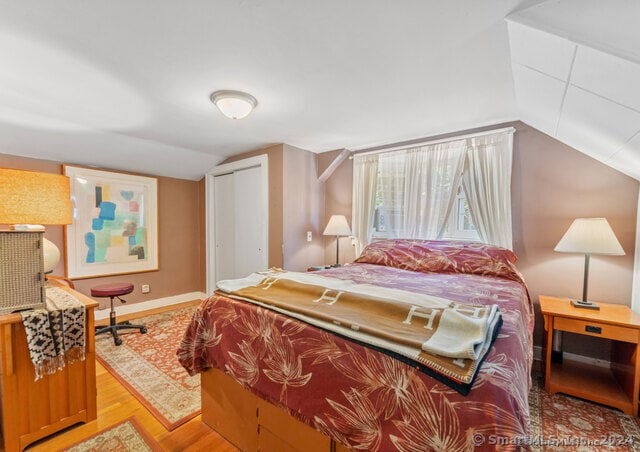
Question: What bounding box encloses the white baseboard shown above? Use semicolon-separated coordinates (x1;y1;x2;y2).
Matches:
94;291;206;321
533;345;609;368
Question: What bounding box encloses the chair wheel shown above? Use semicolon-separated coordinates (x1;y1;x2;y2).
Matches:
115;338;123;346
140;327;147;334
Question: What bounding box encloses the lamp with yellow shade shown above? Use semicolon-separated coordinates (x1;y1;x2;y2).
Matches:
0;168;72;313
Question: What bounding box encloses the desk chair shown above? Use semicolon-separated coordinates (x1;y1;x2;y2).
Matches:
92;283;147;346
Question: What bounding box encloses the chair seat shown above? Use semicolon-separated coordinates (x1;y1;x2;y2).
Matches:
91;283;134;298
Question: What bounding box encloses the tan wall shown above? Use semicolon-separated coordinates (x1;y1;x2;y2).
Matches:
318;151;355;265
511;122;638;356
282;144;325;271
0;153;205;308
198;178;207;292
321;121;640;355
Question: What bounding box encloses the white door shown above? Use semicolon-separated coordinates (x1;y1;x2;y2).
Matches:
208;155;269;292
213;173;236;282
232;166;266;278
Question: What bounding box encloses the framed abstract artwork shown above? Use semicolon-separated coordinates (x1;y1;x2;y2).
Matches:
64;165;159;279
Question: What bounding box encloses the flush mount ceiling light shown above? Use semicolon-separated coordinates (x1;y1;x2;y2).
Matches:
210;90;257;119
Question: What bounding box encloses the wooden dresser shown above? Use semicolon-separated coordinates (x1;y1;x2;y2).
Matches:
0;282;98;451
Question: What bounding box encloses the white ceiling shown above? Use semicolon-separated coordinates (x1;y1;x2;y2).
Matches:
0;1;637;181
507;0;640;180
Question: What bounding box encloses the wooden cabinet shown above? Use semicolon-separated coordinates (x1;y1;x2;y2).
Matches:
256;398;331;452
201;368;348;452
539;295;640;415
0;282;98;451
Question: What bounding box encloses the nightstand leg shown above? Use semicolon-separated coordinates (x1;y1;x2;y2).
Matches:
544;314;554;393
551;330;563;363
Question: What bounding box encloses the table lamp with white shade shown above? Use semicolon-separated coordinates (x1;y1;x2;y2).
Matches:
554;217;625;309
323;214;352;267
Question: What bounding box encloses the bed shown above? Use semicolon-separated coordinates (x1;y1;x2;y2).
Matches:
178;239;534;451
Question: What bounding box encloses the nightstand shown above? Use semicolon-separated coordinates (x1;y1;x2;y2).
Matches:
539;295;640;415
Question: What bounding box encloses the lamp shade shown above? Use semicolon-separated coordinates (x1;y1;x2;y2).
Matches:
554;218;624;255
0;168;72;225
323;215;351;236
210;90;257;119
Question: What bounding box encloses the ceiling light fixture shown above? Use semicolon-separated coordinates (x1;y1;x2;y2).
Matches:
210;90;257;119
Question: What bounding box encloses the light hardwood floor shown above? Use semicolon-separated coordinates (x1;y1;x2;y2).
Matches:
23;302;238;451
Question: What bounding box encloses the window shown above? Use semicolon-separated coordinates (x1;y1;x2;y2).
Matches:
369;141;475;241
372;168;479;241
444;187;480;241
352;127;514;252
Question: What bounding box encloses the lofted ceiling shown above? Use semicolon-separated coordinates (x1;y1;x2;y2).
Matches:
0;1;637;181
507;0;640;181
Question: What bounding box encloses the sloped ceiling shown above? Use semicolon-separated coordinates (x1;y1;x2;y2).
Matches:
0;1;637;180
507;0;640;180
0;1;536;180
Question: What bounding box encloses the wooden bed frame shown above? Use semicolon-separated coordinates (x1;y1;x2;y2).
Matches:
201;368;349;452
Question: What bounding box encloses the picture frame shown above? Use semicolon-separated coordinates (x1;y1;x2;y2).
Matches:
64;165;159;279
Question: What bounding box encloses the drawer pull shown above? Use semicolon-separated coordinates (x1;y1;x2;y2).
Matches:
585;325;602;334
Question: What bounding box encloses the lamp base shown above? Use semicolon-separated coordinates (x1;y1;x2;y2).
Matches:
571;299;600;310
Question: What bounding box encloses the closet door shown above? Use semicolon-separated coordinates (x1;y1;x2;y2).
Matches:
232;166;266;278
213;166;267;283
213;173;236;282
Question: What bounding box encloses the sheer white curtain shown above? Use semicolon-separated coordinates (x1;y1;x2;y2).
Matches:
352;154;379;255
401;140;466;239
462;131;514;249
352;128;515;253
356;140;466;246
376;152;405;238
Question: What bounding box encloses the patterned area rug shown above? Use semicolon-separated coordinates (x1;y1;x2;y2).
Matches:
95;305;200;431
529;372;640;451
62;417;163;451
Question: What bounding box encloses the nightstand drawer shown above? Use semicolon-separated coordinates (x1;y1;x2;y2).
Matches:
554;317;640;343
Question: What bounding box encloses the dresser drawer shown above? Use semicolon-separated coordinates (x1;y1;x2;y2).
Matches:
554;317;640;343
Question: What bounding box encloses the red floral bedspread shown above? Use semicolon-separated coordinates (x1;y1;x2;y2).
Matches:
178;260;533;451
